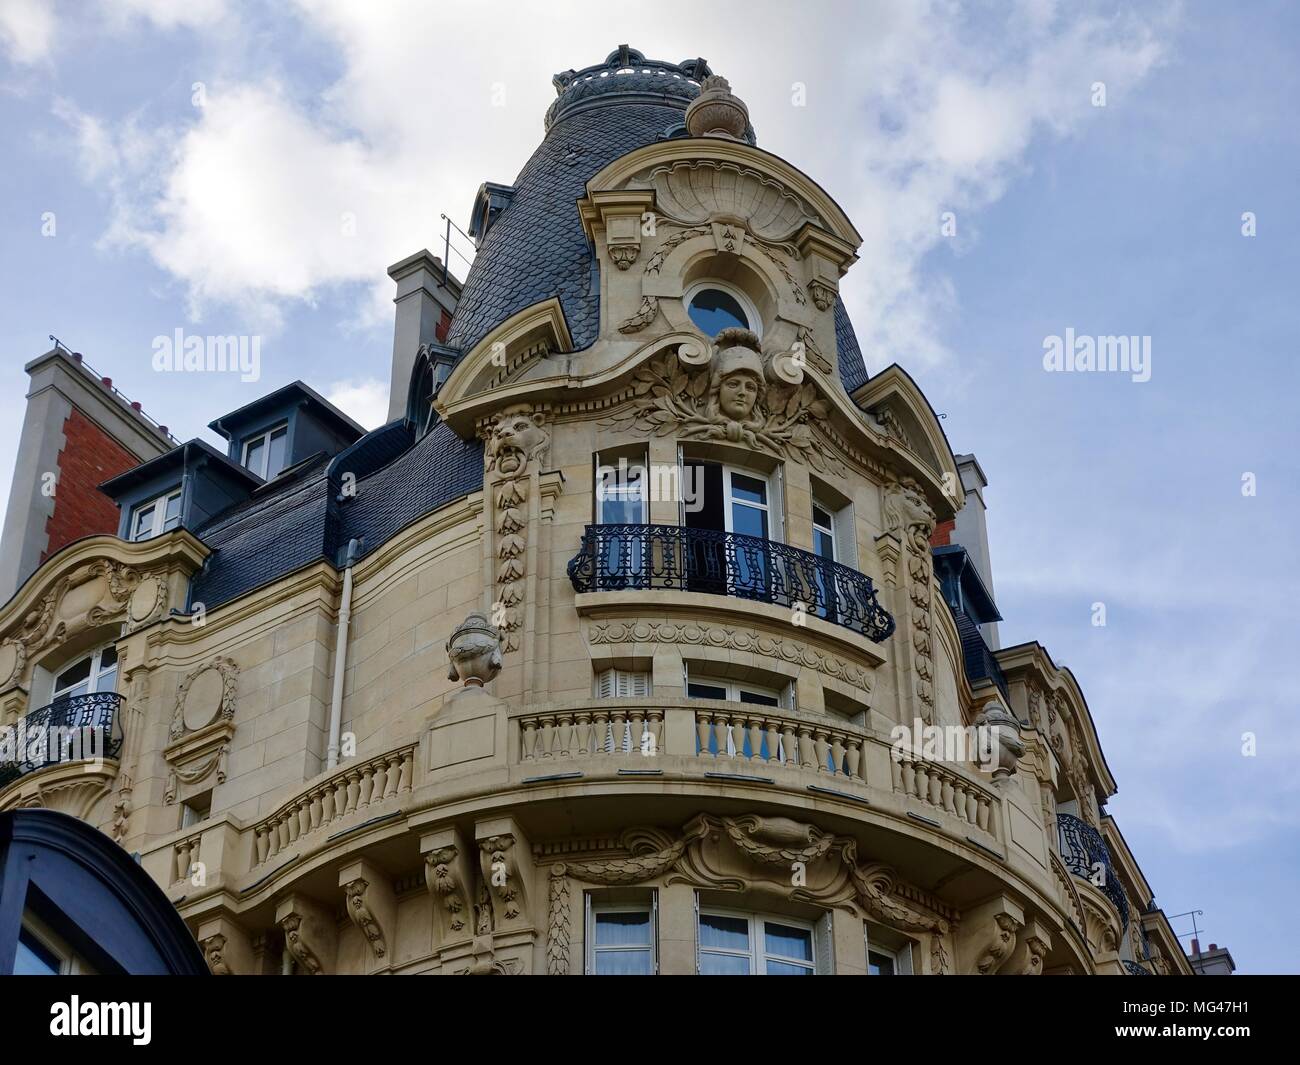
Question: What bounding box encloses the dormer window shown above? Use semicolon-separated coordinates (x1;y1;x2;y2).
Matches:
130;487;182;541
685;281;759;338
241;422;288;479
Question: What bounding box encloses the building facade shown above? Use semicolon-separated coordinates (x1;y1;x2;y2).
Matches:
0;47;1193;976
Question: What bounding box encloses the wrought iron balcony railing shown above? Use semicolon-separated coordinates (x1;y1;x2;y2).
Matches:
1058;811;1129;929
0;691;124;788
1122;960;1151;975
567;523;896;643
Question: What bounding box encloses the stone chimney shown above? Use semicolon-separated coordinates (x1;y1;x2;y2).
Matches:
386;250;461;423
0;348;173;599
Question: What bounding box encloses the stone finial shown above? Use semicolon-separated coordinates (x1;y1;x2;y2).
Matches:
446;612;502;688
685;74;749;141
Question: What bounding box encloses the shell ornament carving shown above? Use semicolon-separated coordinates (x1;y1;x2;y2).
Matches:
647;160;819;242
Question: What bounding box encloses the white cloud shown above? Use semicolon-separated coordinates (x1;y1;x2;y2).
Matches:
41;0;1176;363
0;0;55;65
325;377;389;431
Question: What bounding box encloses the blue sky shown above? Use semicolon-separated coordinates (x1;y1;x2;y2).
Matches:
1;1;1295;971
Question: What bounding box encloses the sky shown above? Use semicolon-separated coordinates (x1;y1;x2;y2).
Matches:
1;0;1296;972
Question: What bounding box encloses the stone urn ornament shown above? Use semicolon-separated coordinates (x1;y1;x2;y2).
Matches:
974;699;1026;783
685;75;749;141
446;613;503;688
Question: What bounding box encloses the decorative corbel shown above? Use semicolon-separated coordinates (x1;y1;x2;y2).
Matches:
960;895;1025;975
196;917;255;976
339;860;395;965
421;828;478;949
275;895;336;975
1000;918;1053;976
476;817;534;930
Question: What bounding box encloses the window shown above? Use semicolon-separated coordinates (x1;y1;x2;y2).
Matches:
594;450;648;587
595;668;650;699
13;916;96;975
685;282;759;337
698;908;819;975
586;902;656;975
130;487;182;541
52;645;118;701
865;924;913;975
683;460;782;597
408;355;437;437
687;671;790;758
241;422;289;479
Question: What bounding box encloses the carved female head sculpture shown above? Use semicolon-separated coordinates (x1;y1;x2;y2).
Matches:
709;328;766;424
446;612;503;687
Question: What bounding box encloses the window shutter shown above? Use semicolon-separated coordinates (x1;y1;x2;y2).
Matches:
651;890;660;976
693;891;701;976
814;912;835;974
833;503;858;569
773;465;786;542
583;892;593;975
596;669;615;699
676;444;686;527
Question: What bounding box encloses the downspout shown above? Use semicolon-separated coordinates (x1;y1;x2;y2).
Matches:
326;537;362;770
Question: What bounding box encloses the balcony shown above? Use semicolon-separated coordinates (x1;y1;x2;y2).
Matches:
0;691;124;789
567;524;895;643
1057;811;1129;928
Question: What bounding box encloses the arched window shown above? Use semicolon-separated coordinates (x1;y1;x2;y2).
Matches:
406;353;437;438
685;281;761;338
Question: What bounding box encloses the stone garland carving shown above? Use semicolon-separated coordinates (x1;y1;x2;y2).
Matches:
343;877;387;959
598;328;845;476
169;656;239;740
161;746;229;807
481;406;550;654
546;870;571;976
883;478;937;720
546;813;954;974
425;846;472;937
743;233;806;306
589;620;873;691
479;834;526;923
616;224;711;335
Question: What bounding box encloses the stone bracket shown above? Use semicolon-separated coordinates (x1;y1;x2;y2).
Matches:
275;894;336;975
339;859;396;966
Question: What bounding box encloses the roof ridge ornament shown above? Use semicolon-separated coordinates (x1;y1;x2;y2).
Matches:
685;74;750;141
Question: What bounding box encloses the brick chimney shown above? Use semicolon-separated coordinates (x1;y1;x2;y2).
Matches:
386;250;460;423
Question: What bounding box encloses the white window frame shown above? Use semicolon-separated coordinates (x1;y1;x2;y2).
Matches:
696;906;819;975
240;422;289;479
865;925;914;975
16;913;94;975
685;671;787;709
585;896;658;976
683;280;762;339
130;486;182;542
51;644;119;701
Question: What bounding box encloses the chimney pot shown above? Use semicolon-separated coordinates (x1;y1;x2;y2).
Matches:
101;376;112;388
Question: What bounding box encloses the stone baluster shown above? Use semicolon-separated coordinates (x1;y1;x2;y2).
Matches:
386;753;403;798
592;709;610;753
813;729;831;773
781;722;797;766
520;718;537;760
763;719;780;763
372;758;389;799
747;716;762;762
629;709;645;754
797;725;815;769
696;713;711;757
611;709;628;753
830;733;846;776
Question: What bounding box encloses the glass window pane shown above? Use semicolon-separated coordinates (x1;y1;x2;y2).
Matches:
688;288;749;336
729;473;767;506
764;922;814;962
14;929;61;976
54;656;92;694
594;911;651;947
868;950;896;976
266;427;288;477
699;913;749;952
812;505;832;529
244;437;265;476
814;528;835;561
163;491;182;529
594;949;653;975
739;689;779;706
131;504;155;540
765;959;815;975
700;951;751;975
98;647;118;670
730;503;768;540
687;682;728;701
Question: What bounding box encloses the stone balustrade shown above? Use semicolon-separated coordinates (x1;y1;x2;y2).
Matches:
171;831;205;885
519;708;666;760
691;706;866;783
889;750;997;837
251;744;417;867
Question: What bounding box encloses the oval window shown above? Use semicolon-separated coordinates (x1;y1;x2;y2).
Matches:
686;285;755;337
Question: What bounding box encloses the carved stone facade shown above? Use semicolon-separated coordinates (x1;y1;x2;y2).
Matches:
0;48;1191;978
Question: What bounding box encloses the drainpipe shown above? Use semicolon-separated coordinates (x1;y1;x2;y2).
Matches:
326;537;362;770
